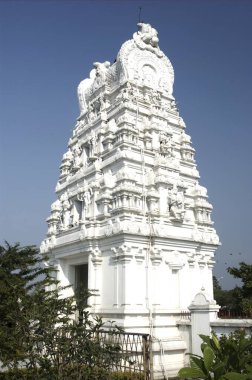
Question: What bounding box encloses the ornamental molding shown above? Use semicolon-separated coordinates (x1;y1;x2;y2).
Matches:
116;26;174;96
89;247;103;266
165;250;185;270
42;23;220;259
111;244;133;263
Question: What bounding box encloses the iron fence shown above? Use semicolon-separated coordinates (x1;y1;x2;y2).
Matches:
94;330;152;380
218;309;252;319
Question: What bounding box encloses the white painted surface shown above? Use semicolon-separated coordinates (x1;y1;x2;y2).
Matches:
41;23;220;378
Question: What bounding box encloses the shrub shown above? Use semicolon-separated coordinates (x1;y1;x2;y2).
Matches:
178;330;252;380
0;367;144;380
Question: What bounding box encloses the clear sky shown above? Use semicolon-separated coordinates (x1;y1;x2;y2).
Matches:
1;0;251;289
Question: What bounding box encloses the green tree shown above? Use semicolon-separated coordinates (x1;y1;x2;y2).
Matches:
228;262;252;316
0;242;55;368
213;276;241;313
0;242;123;379
213;276;222;291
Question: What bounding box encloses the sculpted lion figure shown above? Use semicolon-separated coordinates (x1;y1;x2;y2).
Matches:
137;23;159;47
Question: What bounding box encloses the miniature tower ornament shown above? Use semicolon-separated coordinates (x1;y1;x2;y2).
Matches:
41;23;219;378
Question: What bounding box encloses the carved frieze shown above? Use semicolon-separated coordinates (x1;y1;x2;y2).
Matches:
43;22;219;264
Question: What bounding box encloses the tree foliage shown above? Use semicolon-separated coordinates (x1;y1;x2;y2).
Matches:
0;242;56;367
228;263;252;316
213;276;242;314
0;242;123;379
213;262;252;317
178;330;252;380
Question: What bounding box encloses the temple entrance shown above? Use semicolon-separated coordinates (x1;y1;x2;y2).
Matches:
75;263;88;290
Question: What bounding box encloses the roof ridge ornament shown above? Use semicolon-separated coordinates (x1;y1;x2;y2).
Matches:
133;22;163;58
137;22;159;47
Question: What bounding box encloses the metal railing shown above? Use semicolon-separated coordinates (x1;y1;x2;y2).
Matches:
95;331;152;380
218;309;252;319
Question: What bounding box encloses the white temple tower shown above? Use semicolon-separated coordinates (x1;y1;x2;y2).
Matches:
41;23;219;378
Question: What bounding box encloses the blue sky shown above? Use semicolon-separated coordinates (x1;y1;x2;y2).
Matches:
1;0;251;289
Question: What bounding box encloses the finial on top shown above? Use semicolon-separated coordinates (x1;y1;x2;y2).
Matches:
137;22;159;48
138;6;142;23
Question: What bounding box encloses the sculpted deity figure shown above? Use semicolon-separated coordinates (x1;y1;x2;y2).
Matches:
89;131;98;157
151;89;161;106
77;61;110;115
88;103;96;122
137;23;159;48
72;145;82;170
92;61;110;89
121;81;134;102
69;201;79;227
94;157;102;171
77;188;93;221
59;192;71;229
159;134;173;157
168;187;185;222
100;95;110;111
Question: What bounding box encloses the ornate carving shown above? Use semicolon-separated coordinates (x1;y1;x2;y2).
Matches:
166;250;184;270
111;244;133;263
137;23;159;48
77;61;110;116
90;247;102;266
58;191;71;230
77;188;92;221
168;187;185;222
116;25;174;95
45;23;220;280
159;133;174;157
72;145;83;171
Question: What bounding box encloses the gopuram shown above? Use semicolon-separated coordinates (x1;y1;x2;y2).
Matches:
41;23;220;378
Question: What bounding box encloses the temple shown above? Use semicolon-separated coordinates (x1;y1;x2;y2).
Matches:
41;23;220;378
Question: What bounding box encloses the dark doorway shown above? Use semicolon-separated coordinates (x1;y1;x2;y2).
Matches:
75;263;88;290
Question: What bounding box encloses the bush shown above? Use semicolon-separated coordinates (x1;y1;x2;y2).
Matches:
178;330;252;380
0;367;144;380
0;243;144;380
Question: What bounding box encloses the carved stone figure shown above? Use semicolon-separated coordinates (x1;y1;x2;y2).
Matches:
168;187;185;222
69;201;80;227
59;192;71;229
151;89;161;105
159;134;173;157
72;145;82;170
100;95;110;110
89;131;98;158
137;23;159;47
77;188;92;221
88;103;96;122
94;61;110;78
92;61;110;89
94;157;102;171
121;81;134;102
